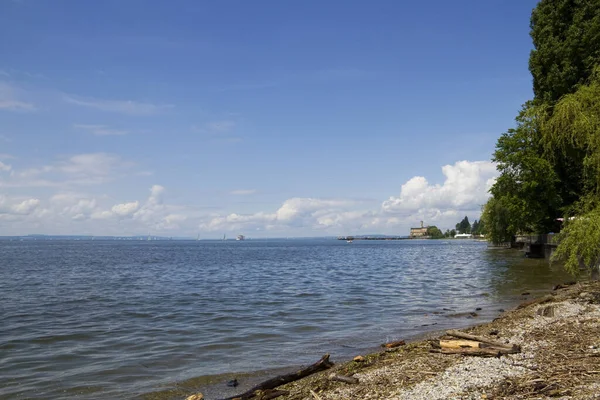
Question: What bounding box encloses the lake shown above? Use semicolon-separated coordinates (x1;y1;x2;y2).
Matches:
0;239;572;399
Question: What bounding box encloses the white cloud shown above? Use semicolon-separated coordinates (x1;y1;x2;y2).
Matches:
111;201;140;217
382;160;497;214
0;82;36;111
0;161;11;172
74;124;129;136
64;95;174;116
11;199;41;214
0;195;41;216
9;153;133;187
199;161;497;235
0;160;498;237
230;189;257;195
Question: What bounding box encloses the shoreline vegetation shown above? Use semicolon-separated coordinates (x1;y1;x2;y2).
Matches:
481;0;600;277
153;280;600;400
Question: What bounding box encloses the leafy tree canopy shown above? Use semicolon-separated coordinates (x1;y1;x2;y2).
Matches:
551;208;600;278
530;0;600;103
426;226;444;239
455;216;471;234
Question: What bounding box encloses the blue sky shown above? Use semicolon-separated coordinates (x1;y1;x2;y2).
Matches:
0;0;538;237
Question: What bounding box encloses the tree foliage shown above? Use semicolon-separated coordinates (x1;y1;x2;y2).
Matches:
529;0;600;103
491;103;561;234
481;197;515;244
551;208;600;278
486;0;600;252
542;69;600;207
455;216;471;234
426;226;444;239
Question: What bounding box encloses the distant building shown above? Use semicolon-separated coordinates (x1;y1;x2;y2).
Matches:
409;221;429;238
455;233;473;239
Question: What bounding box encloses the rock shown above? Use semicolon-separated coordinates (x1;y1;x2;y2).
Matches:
469;312;478;317
521;292;530;296
579;292;593;301
537;305;556;317
186;394;204;400
353;355;365;362
489;329;499;336
476;307;482;311
498;309;505;312
382;340;406;348
227;378;239;387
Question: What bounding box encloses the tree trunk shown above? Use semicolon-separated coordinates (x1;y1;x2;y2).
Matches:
592;264;599;281
220;354;334;400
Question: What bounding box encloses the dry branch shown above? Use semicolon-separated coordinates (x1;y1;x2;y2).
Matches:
221;354;334;400
446;330;521;352
329;373;359;384
381;340;406;348
430;348;503;357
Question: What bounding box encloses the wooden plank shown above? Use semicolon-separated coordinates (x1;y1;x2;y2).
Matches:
439;339;481;349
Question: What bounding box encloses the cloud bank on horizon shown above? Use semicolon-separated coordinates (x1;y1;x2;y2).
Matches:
0;156;496;237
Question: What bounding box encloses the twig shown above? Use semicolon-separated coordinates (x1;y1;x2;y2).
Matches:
310;389;323;400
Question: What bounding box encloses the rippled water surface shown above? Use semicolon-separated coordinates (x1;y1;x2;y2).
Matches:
0;239;572;399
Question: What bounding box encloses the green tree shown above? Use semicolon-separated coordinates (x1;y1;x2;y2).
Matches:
542;69;600;210
551;208;600;279
529;0;600;104
450;229;456;238
456;216;471;234
481;197;515;244
472;220;479;235
490;103;561;234
426;226;444;239
477;218;487;236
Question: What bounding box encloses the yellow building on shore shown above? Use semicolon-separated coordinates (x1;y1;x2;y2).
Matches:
409;221;429;238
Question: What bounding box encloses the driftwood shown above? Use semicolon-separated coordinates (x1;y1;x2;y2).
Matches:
439;339;481;349
445;330;521;352
221;354;334;400
328;373;359;384
516;295;553;309
381;340;406;348
254;390;289;400
430;348;503;357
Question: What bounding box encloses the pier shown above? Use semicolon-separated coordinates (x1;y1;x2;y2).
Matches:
337;236;411;241
514;234;558;259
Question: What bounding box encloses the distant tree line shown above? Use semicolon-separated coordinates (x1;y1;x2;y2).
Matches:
424;216;486;239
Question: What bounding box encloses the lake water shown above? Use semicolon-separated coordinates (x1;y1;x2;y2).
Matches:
0;239;573;399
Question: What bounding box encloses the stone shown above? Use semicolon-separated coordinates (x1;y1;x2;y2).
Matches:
227;378;239;387
353;355;365;362
537;305;556;317
186;394;204;400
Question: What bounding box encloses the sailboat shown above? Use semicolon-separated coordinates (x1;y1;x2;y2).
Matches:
222;234;227;241
196;234;200;241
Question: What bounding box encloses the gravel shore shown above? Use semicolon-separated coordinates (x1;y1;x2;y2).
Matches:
165;281;600;400
260;281;600;399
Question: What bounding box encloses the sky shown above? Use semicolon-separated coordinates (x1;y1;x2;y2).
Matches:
0;0;539;237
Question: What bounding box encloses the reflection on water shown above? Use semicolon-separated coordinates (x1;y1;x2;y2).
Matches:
0;239;574;399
